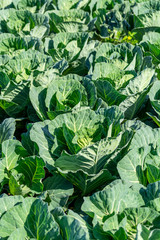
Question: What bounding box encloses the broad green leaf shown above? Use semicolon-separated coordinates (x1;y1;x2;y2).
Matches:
43;173;73;210
141;181;160;204
30;119;65;168
0;81;29;116
9;174;22;195
53;207;94;240
141;32;160;63
29;86;48;121
57;0;80;10
0;72;10;88
82;78;98;109
58;211;92;240
147;164;160;183
120;69;155;96
148;81;160;118
0;139;28;182
21;123;38;156
95;42;143;73
16;156;45;192
0;0;13;8
60;168;115;195
149;230;160;240
82;180;144;224
119;68;155;119
92;62;125;82
117;147;149;185
0;194;23;216
147;112;160;127
123;207;159;239
0;197;62;239
100;214;127;240
92;42;155;119
134;11;160;28
118;126;160;185
132;0;160;16
129;126;160;150
45;78;87;112
8;228;28;240
94;80;126;106
0;117;15;144
136;225;160;240
136;224;150;240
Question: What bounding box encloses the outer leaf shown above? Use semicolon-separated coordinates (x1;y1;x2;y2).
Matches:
21;123;38;156
123;207;159;239
29;85;48;121
0;81;29;116
16;156;45;192
149;230;160;240
119;68;155;119
82;180;144;224
0;0;13;8
43;173;73;210
134;11;160;28
59;212;92;240
136;224;150;240
147;164;160;183
118;126;160;185
8;228;28;240
94;80;126;106
53;207;95;240
0;194;23;216
0;139;28;182
30;119;65;169
136;224;160;240
117;147;149;185
0;197;62;239
9;174;22;195
149;81;160;118
0;117;15;144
